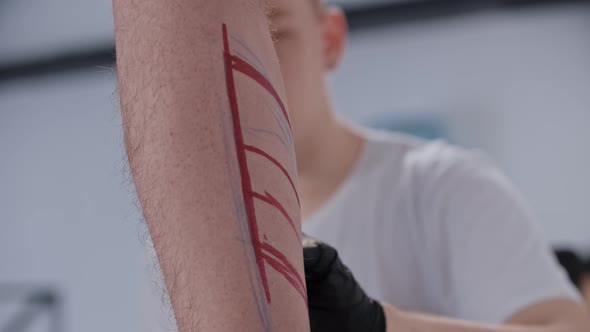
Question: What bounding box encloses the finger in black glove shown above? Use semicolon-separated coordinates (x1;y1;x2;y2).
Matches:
303;235;386;332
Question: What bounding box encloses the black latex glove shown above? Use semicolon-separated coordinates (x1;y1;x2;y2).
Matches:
303;235;386;332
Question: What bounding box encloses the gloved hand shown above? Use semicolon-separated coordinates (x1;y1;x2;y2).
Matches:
303;235;386;332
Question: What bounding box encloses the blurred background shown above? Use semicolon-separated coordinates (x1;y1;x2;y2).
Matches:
1;0;589;331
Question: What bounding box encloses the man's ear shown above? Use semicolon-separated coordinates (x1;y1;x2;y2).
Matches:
322;7;348;71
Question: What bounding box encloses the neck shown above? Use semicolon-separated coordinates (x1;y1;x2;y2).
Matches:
295;111;365;219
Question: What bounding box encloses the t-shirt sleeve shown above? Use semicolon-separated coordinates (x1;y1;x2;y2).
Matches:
412;143;580;324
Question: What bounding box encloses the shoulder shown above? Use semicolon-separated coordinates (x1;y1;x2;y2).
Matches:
392;136;540;253
399;138;513;203
362;127;490;171
359;128;526;224
404;139;497;183
362;129;503;193
362;132;580;322
365;130;527;228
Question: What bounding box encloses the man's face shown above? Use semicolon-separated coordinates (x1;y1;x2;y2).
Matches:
268;0;332;148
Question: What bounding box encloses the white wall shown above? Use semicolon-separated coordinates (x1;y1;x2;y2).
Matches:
0;0;379;63
330;3;590;247
0;0;114;63
0;71;144;332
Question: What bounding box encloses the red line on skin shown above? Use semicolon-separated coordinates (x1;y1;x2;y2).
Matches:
231;55;292;130
262;252;308;303
244;145;300;208
223;24;271;303
252;191;300;241
261;242;305;294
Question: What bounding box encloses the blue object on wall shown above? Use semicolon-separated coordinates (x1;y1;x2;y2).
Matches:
367;114;449;141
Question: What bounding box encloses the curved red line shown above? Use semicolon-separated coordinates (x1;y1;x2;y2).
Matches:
223;24;270;303
262;252;308;303
252;191;300;241
231;55;291;129
261;242;305;292
244;145;300;207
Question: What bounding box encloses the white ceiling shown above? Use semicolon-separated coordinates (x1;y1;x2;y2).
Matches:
0;0;419;64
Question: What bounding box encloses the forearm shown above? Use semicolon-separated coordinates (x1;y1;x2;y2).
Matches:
384;303;583;332
113;1;308;331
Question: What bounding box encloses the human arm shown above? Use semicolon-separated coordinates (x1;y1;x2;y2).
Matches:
394;148;589;331
303;147;589;332
113;1;309;331
383;299;589;332
304;239;589;332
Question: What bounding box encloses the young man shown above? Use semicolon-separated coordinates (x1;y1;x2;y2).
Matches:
268;0;590;331
140;0;589;330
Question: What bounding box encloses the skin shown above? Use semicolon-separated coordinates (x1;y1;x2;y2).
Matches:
268;0;365;219
113;0;309;331
582;275;590;314
268;0;590;331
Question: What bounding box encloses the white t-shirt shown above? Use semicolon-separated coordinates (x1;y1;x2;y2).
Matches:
142;129;579;330
302;129;579;323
